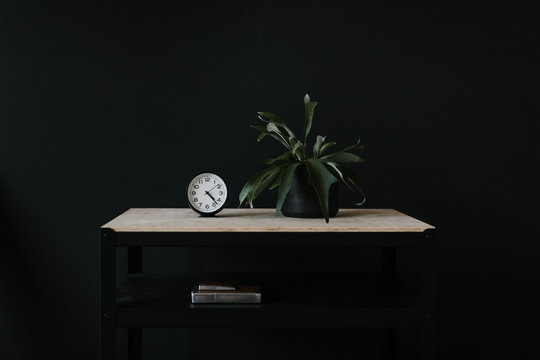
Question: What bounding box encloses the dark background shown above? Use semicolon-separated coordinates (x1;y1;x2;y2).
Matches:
1;1;539;359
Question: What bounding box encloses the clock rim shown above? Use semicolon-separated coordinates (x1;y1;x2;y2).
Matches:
186;171;228;216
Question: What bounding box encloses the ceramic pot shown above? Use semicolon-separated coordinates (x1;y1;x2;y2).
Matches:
281;165;339;218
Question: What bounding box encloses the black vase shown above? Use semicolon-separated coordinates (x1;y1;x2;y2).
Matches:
281;165;339;218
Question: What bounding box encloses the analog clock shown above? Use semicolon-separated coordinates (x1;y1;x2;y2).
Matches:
187;172;228;216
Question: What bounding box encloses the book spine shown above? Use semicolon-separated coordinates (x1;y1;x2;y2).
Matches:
191;291;261;304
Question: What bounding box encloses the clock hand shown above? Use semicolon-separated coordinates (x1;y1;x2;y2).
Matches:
207;184;219;192
205;191;218;204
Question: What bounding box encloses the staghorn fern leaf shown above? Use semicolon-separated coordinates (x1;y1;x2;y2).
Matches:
305;158;338;223
258;112;297;140
338;166;367;206
303;94;317;145
320;137;364;162
313;135;326;159
238;164;287;208
275;162;301;215
262;152;293;165
323;152;365;163
250;125;268;142
319;141;336;157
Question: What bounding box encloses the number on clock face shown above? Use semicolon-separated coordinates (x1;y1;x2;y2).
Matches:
187;173;228;215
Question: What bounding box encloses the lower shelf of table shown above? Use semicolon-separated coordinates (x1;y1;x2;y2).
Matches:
116;306;425;328
114;273;428;328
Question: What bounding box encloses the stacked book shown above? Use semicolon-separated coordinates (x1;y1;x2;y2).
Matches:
191;282;261;304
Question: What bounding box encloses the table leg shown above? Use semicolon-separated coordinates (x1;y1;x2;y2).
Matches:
382;328;396;360
421;230;437;359
100;229;116;360
128;328;142;360
127;247;142;360
381;247;397;359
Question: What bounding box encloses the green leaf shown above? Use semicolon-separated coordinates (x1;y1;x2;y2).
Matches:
257;112;284;125
238;164;285;208
291;142;302;159
253;166;283;199
266;123;292;150
250;125;268;142
319;141;336;156
288;138;304;161
251;125;267;132
266;122;283;136
269;172;282;190
258;112;297;140
336;138;364;153
339;166;366;206
312;135;326;159
275;162;301;215
324;161;345;182
323;161;356;194
268;134;290;149
303;94;318;144
322;151;365;163
305;158;338;223
322;162;366;206
262;152;293;165
320;138;365;162
288;136;295;148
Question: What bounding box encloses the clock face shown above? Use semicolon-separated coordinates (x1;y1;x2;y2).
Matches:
187;172;228;215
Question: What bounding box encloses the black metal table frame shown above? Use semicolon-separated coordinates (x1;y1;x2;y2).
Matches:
100;229;436;360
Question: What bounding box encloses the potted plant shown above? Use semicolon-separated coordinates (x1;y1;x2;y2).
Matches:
239;94;366;222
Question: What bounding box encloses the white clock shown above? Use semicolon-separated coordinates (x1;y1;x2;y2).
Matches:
187;172;228;216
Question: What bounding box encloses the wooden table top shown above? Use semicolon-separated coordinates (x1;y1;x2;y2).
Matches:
102;208;435;233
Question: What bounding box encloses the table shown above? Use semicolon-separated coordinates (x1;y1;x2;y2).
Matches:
100;208;436;359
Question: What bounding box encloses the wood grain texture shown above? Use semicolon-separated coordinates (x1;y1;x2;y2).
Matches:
102;208;435;233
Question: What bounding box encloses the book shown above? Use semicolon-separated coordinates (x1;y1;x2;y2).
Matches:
191;285;261;304
197;282;236;291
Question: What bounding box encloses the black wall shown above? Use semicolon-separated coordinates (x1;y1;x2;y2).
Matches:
1;2;539;359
